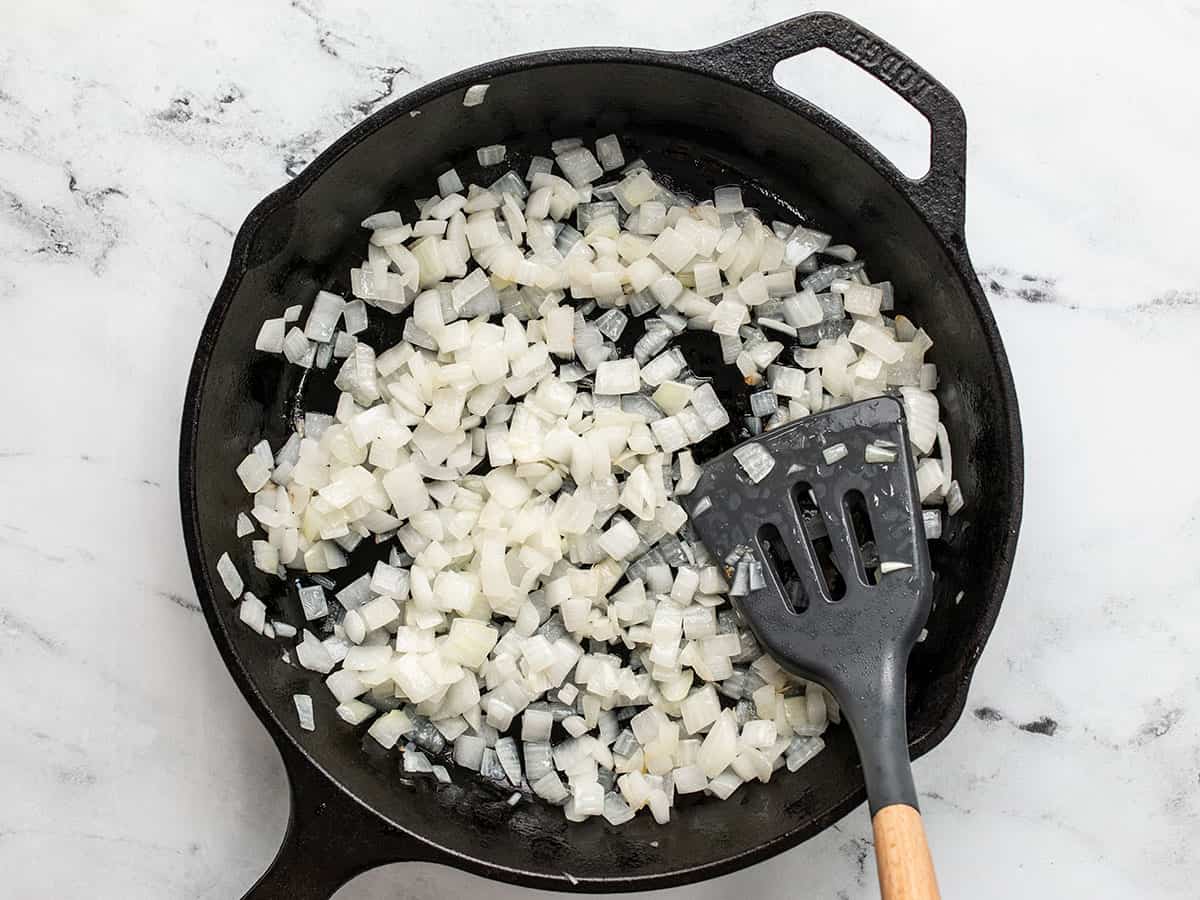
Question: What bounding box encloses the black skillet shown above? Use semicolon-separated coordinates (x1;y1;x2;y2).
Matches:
179;12;1023;897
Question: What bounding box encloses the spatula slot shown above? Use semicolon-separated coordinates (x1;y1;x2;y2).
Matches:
843;489;880;586
758;522;809;614
792;482;846;602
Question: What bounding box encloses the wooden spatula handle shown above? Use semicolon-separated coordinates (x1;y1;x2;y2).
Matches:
871;804;940;900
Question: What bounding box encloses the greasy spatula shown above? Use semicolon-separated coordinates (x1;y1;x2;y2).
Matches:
682;395;940;900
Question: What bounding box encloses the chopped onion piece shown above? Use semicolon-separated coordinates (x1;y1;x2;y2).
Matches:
336;699;376;725
916;458;945;501
255;318;286;353
369;710;413;749
298;585;329;621
462;84;489;107
923;509;943;539
272;621;297;639
786;736;825;771
946;479;964;515
733;443;774;484
217;552;243;598
239;594;267;634
936;423;953;495
749;390;778;417
293;694;315;731
533;772;569;803
900;387;939;455
304;291;345;342
595;134;625;172
821;443;848;464
865;441;898;463
476;144;507;166
556;146;604;187
840;283;883;316
598;517;640;560
690;384;730;431
713;185;744;213
595;358;641;395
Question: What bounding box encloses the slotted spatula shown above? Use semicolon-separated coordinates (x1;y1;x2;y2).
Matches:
682;395;940;900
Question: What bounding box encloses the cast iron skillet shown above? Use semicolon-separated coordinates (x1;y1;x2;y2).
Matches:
179;12;1023;897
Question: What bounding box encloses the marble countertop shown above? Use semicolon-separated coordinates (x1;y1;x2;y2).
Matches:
3;1;1198;897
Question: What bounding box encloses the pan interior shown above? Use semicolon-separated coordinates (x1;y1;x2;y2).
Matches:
188;58;1016;886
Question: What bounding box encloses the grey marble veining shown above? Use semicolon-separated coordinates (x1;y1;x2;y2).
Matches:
2;1;1198;898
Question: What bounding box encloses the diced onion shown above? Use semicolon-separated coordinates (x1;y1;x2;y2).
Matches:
462;84;489;107
822;443;848;464
225;130;959;828
865;441;898;463
733;443;775;484
239;594;267;634
946;480;964;515
217;552;243;598
477;144;507;166
293;694;315;731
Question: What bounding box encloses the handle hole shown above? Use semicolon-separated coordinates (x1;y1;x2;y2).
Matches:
772;48;931;180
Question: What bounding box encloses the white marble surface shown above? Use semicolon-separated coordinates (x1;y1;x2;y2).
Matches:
3;1;1199;897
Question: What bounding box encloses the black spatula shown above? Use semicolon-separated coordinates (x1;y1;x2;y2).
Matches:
682;395;940;900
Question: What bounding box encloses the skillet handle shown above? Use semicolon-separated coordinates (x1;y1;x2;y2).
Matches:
872;804;940;900
242;739;432;900
692;12;968;244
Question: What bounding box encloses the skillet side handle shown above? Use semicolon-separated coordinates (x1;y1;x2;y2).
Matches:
243;740;433;900
690;11;968;245
872;804;940;900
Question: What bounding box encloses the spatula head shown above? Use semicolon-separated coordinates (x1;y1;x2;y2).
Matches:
682;395;932;693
